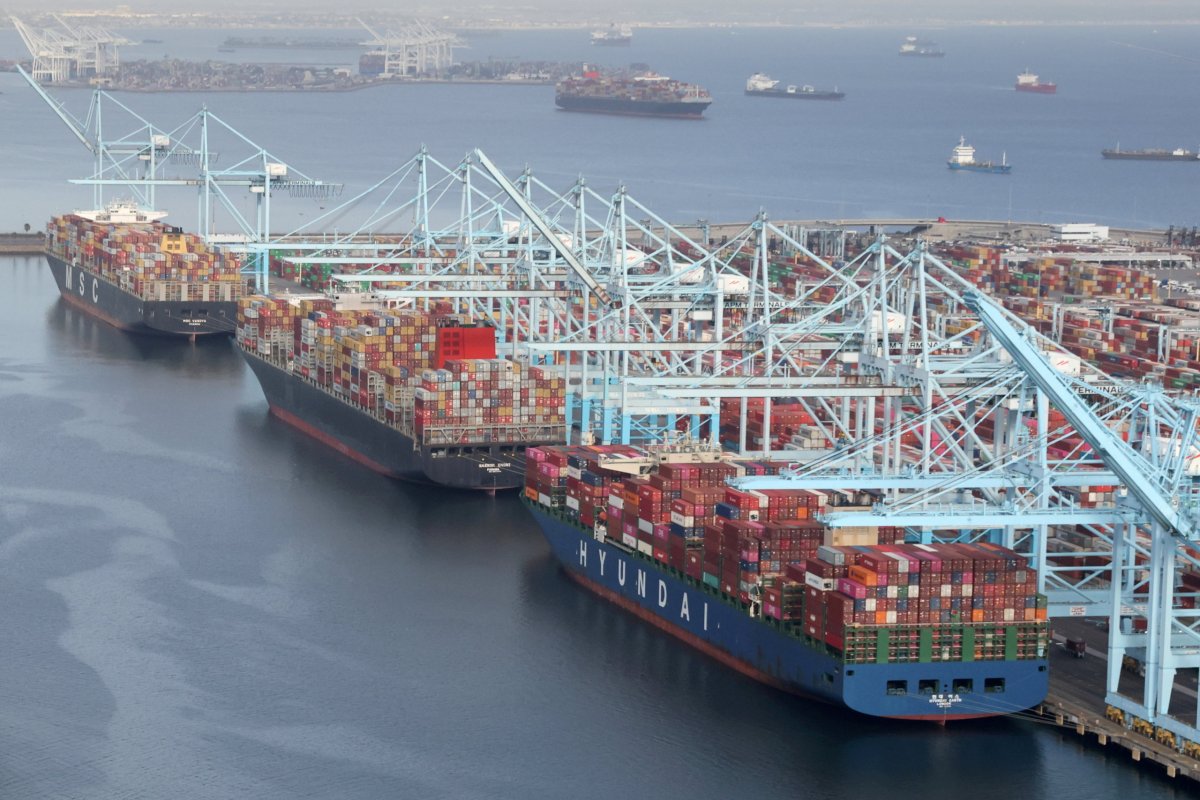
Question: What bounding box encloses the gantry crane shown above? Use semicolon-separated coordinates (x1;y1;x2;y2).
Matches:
16;72;341;289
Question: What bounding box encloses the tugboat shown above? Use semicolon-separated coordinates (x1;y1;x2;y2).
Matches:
947;137;1011;174
1015;70;1056;94
744;73;844;100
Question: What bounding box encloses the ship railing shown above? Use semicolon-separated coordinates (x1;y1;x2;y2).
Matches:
416;423;562;447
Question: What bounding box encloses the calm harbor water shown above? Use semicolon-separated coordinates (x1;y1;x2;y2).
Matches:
0;23;1196;798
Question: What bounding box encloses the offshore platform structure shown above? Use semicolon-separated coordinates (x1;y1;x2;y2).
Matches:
258;152;1200;754
11;15;130;84
356;18;462;78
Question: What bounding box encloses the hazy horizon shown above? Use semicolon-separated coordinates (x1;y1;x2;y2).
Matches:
4;2;1200;25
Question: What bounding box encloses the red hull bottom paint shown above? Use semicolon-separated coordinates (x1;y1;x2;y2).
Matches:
268;403;500;491
269;403;400;478
59;290;138;332
562;566;998;722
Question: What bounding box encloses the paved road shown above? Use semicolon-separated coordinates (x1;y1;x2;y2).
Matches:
1050;617;1197;725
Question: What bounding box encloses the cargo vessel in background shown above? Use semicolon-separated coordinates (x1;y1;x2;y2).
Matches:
523;443;1050;720
1101;144;1199;161
591;24;633;46
744;73;844;101
237;292;566;491
947;137;1011;174
1014;70;1056;94
44;201;245;337
899;36;945;57
555;68;712;118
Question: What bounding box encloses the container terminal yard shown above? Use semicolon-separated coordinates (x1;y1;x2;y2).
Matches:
15;78;1200;785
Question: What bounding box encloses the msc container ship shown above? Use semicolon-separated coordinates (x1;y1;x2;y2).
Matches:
237;293;566;491
45;202;244;337
555;69;712;118
523;444;1050;720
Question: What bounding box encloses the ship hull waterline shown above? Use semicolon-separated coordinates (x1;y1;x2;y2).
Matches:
527;502;1049;722
46;253;237;337
241;347;530;491
744;89;844;101
554;96;710;118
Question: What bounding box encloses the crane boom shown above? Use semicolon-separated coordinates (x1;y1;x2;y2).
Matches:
15;65;95;154
963;289;1195;540
472;149;614;307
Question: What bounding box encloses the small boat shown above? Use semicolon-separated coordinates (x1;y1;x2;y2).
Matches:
947;136;1011;174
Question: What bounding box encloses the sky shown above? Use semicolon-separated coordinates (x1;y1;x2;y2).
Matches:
3;2;1199;24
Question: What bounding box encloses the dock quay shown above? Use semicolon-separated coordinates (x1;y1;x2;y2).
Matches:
0;233;44;254
1043;621;1200;785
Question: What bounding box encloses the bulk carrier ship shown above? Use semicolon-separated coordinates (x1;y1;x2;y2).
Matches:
523;443;1050;720
44;202;244;337
1101;144;1199;161
555;69;712;118
237;293;566;490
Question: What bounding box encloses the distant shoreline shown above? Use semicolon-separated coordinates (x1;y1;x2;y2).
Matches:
48;78;553;94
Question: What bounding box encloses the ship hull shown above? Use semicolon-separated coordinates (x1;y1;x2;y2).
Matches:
948;163;1011;174
1015;83;1056;94
555;95;710;118
527;502;1049;721
745;89;844;101
240;348;526;491
1101;151;1199;161
46;253;237;337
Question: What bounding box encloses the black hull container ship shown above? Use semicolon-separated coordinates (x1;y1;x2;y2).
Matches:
45;203;243;337
237;293;566;491
555;68;712;118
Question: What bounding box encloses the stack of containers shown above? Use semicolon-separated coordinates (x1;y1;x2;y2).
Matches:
776;542;1048;662
237;298;567;445
238;296;301;357
48;215;245;302
412;359;565;443
526;445;1048;665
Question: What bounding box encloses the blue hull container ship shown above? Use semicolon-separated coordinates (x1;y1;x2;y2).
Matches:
523;444;1050;721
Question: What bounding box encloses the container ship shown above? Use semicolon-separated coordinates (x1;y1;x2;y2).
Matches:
523;443;1049;720
1014;70;1056;94
555;69;712;118
947;137;1011;174
237;294;566;490
744;73;844;100
1101;145;1199;161
44;202;245;337
899;36;945;57
591;24;632;46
